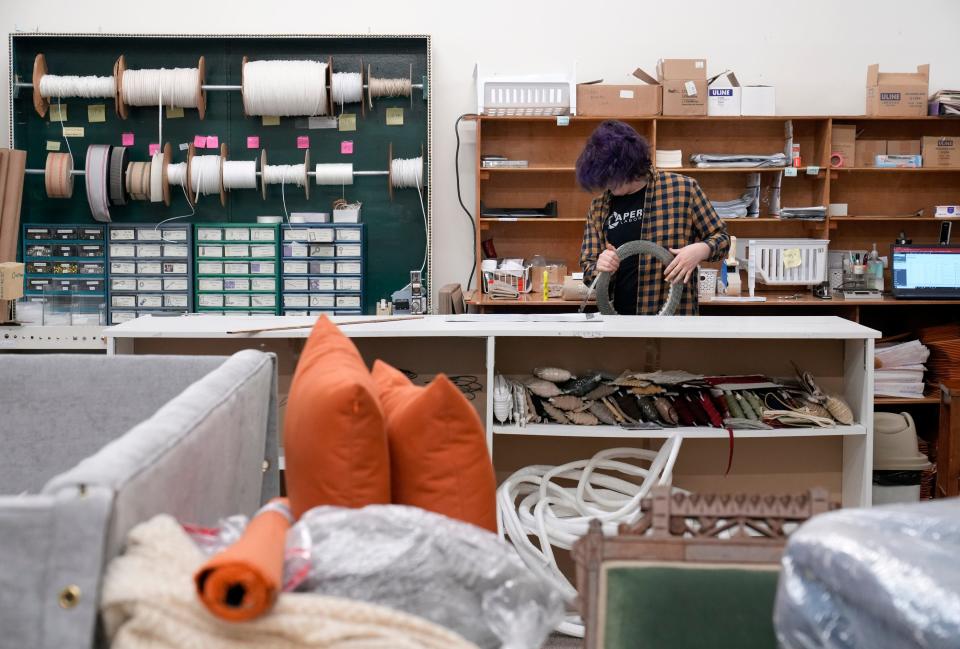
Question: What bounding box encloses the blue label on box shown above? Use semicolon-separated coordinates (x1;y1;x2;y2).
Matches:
710;89;734;97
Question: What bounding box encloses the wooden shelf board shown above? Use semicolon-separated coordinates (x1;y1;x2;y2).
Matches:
466;292;592;307
723;218;823;224
493;423;867;439
831;216;960;221
477;115;957;123
479;217;585;223
481;166;575;172
874;392;941;405
668;167;795;174
834;167;960;172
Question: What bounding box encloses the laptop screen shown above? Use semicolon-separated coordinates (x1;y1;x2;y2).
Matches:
891;245;960;298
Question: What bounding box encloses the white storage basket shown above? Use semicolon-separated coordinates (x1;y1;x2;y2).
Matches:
474;64;576;116
482;266;533;294
740;238;829;297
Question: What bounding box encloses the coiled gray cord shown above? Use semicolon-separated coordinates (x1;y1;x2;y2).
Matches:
595;239;682;316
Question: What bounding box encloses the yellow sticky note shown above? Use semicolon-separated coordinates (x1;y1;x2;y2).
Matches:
262;115;280;126
386;107;404;126
166;106;184;119
48;104;67;122
782;248;802;269
87;104;106;123
45;140;61;151
63;126;84;138
338;113;357;132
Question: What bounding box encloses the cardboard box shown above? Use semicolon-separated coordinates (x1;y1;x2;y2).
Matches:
855;139;887;167
887;139;921;155
658;58;707;116
740;85;775;115
0;262;25;300
922;136;960;167
866;64;929;116
707;72;740;116
576;69;662;117
831;125;857;167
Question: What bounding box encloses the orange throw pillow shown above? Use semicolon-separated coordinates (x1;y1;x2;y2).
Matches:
283;316;389;519
372;360;497;532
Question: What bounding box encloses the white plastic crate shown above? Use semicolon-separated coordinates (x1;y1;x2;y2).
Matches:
474;63;576;116
482;266;533;294
740;238;829;297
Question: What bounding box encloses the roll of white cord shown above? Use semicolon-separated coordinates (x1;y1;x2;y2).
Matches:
190;154;222;196
391;156;423;188
39;74;115;99
314;163;354;186
331;72;363;105
122;67;200;107
242;60;328;116
496;439;684;638
222;160;258;190
263;164;306;187
166;162;188;187
149;152;165;202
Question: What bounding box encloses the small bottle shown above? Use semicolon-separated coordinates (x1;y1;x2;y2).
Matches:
868;243;884;292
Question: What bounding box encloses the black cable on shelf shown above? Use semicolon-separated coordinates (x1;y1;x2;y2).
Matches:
455;113;479;291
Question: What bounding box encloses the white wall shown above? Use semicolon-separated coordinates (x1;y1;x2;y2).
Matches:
2;0;959;299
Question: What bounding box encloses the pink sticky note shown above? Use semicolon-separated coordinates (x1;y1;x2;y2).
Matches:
148;143;160;156
121;132;135;146
340;140;354;155
193;135;206;148
206;135;219;149
296;135;310;149
247;136;260;149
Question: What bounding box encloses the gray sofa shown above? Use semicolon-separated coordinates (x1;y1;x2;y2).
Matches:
0;350;280;649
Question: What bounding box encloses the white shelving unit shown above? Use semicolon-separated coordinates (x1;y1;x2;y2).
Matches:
103;314;879;507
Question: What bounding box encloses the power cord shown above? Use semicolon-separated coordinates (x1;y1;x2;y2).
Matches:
455;113;479;290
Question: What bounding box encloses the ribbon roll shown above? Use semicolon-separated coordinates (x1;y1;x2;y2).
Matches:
85;144;112;222
830;151;846;168
109;145;129;206
126;161;152;201
44;152;74;199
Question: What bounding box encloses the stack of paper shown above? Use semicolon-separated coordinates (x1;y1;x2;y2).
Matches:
656;150;683;168
780;206;827;221
929;90;960;116
874;340;929;398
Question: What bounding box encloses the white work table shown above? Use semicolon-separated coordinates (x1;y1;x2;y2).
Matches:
105;313;879;507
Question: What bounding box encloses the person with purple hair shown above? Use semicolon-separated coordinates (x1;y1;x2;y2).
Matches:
577;120;729;315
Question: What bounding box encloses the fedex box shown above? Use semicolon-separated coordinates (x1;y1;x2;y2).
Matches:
866;64;929;116
658;58;707;116
708;72;741;116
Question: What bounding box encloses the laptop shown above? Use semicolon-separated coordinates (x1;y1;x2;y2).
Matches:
891;244;960;299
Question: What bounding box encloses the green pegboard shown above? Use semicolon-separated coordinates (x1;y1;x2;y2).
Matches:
10;33;430;315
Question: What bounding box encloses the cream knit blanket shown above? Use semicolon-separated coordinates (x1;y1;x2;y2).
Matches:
101;515;481;649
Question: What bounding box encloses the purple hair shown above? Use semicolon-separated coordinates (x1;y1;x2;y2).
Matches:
575;120;652;192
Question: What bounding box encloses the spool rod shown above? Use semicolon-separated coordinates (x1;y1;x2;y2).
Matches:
26;168;391;177
15;82;423;91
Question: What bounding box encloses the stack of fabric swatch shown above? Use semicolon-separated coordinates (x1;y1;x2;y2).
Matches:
874;339;930;399
780;206;827;221
710;173;761;218
656;149;683;169
690;152;787;168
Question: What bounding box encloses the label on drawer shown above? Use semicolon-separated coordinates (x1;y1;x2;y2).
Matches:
224;262;249;275
164;278;189;291
199;294;224;307
137;228;162;241
110;228;135;241
224;228;250;241
224;245;250;258
283;228;309;241
284;310;308;316
307;228;334;242
284;261;309;274
138;262;162;274
111;278;137;291
54;227;77;239
310;294;335;308
198;261;223;275
223;278;250;291
110;243;136;257
164;294;189;308
250;244;276;257
112;311;136;323
251;294;276;307
336;277;362;291
111;262;136;274
310;277;335;291
78;245;104;257
336;261;362;274
199;278;224;291
112;295;136;308
199;245;224;258
309;244;335;258
137;278;163;292
284;278;309;291
251;228;276;242
79;228;103;241
310;261;336;274
251;278;276;291
335;228;361;242
25;227;52;239
137;294;163;308
136;244;162;258
286;243;308;258
225;294;250;308
250;262;275;274
336;243;362;257
197;228;222;241
336;295;361;308
162;262;188;274
163;244;189;258
284;294;309;307
161;229;187;241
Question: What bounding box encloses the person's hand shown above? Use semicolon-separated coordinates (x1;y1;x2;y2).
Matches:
664;242;710;284
596;243;620;273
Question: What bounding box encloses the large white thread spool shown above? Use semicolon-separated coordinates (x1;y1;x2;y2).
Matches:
189;155;222;196
242;58;329;117
314;163;354;186
31;53;116;118
390;156;423;189
259;150;311;200
331;72;363;106
222;160;258;189
115;55;207;119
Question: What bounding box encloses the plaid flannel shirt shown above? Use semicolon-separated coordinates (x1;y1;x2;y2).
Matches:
580;170;730;315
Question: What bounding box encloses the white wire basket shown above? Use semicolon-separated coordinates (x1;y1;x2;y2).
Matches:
474;63;576;116
740;238;830;297
482;266;533;295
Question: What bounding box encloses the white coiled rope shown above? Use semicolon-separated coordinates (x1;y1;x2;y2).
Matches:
150;152;165;202
121;67;200;107
39;74;115;99
497;440;683;638
242;60;328;116
314;163;354;186
190;155;222;196
331;72;363;105
391;156;423;188
222;160;258;190
166;162;188;187
263;164;307;187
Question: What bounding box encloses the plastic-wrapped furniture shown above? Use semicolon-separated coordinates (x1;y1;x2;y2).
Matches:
0;351;279;649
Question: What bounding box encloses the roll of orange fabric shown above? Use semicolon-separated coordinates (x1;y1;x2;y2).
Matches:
194;498;293;622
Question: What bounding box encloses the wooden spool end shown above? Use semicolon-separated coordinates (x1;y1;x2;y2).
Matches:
115;55;129;120
260;148;268;201
326;56;334;116
33;53;49;118
219;142;228;206
359;58;366;119
367;63;374;112
241;55;249;118
420;142;425;188
161;142;172;207
409;63;414;109
196;56;207;120
303;150;311;200
388;141;393;202
185;143;196;206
